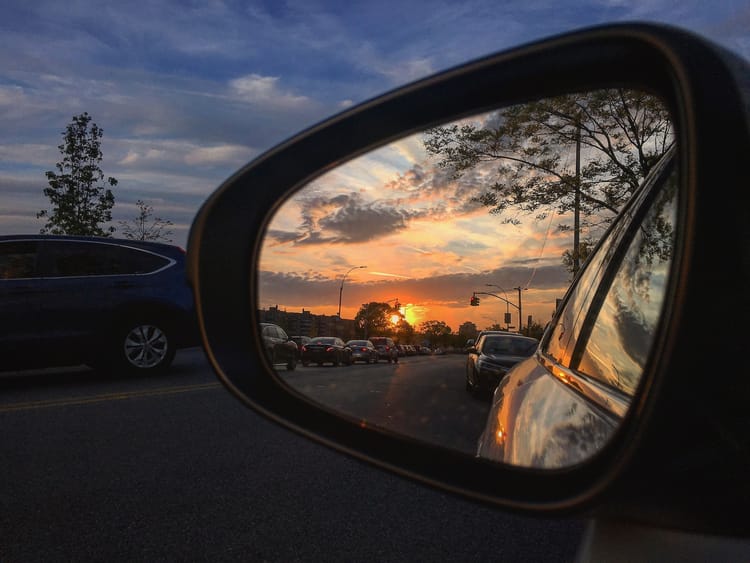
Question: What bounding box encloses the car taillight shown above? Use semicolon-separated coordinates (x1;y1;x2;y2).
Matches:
360;347;367;352
326;346;334;352
301;346;307;352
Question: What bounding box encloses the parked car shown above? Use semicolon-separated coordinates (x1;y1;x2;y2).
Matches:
260;323;297;371
345;339;378;364
0;234;199;374
465;333;539;398
188;23;750;560
368;336;399;363
289;335;311;359
301;337;352;366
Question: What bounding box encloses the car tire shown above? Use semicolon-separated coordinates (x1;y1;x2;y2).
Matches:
286;356;297;371
109;319;176;375
302;361;310;367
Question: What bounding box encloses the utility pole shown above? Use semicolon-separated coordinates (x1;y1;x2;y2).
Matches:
513;286;526;333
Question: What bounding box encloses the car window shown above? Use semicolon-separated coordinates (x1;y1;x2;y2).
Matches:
542;153;674;369
0;241;39;279
572;171;677;395
41;241;169;277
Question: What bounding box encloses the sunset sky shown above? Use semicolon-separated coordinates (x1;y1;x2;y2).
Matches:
260;111;601;330
1;1;747;332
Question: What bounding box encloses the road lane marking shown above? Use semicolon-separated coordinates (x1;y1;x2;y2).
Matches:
0;382;223;413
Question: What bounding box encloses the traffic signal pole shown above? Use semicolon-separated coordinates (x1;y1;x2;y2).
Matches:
471;290;525;332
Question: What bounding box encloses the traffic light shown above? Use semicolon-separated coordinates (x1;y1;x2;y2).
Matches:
470;295;480;306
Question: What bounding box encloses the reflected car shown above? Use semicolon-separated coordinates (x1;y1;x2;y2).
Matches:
290;335;311;359
477;151;678;467
369;336;399;363
260;323;298;371
301;337;352;367
465;333;539;398
345;339;378;364
0;234;199;374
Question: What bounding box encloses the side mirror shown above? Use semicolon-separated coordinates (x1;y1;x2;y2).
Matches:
188;23;750;537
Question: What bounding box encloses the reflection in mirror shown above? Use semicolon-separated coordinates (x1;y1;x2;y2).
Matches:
258;89;675;467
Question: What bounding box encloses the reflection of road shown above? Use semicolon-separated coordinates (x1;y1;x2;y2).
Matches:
280;354;490;455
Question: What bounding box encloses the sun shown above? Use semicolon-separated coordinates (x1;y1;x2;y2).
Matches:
390;314;402;325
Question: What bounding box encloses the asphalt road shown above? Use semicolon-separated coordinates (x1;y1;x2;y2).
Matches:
280;354;490;455
0;347;585;562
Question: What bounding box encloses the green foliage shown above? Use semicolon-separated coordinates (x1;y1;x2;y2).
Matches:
424;89;673;265
119;200;174;242
37;112;117;236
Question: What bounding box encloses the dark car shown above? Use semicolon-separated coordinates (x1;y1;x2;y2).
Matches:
345;339;378;364
465;333;539;397
369;336;399;363
301;336;352;366
289;335;311;359
0;234;198;374
260;323;297;371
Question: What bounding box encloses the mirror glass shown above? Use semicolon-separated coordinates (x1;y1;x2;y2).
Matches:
258;89;675;467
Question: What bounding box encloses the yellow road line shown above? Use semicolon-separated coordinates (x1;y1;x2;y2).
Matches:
0;382;223;413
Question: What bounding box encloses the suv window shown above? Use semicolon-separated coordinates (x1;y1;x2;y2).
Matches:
573;171;677;395
41;241;170;277
0;241;39;279
543;153;674;371
541;157;676;398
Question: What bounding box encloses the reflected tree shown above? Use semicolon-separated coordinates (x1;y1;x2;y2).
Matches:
424;89;673;274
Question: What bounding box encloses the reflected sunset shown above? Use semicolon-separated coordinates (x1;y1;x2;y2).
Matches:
259;111;573;332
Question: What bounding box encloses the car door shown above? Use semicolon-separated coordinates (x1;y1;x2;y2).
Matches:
0;239;43;367
477;155;678;468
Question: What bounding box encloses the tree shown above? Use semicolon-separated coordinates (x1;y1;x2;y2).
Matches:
119;199;175;242
393;317;415;343
424;89;673;274
355;302;395;338
458;321;478;340
38;112;118;236
418;320;452;347
521;320;547;340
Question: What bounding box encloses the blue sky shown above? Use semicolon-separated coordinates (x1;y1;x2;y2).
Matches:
1;0;748;248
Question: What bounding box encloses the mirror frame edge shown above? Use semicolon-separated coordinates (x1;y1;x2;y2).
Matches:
186;22;750;533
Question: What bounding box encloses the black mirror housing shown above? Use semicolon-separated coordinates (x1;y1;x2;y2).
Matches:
188;23;750;537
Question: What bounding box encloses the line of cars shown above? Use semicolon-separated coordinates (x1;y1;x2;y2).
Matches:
261;324;429;369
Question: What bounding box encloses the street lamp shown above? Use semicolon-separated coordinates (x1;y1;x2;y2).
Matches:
337;265;366;318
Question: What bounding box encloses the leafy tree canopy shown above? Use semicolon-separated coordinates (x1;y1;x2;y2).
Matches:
38;112;118;236
424;89;673;266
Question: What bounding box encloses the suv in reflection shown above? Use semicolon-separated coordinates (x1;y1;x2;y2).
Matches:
0;235;199;374
261;323;298;370
369;336;399;363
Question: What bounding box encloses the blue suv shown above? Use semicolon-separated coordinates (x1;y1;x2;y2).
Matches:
0;234;199;374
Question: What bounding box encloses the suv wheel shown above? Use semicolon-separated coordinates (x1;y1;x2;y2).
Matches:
111;320;176;374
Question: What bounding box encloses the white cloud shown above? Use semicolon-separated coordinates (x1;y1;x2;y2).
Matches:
114;138;254;168
229;74;311;109
185;144;255;166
